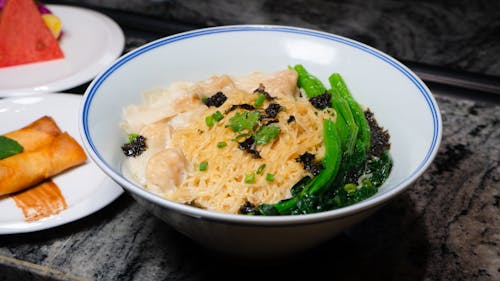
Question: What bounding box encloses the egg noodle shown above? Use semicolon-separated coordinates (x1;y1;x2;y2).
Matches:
122;70;336;214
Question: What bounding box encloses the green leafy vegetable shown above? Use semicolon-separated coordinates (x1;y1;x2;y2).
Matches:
256;66;392;216
254;125;280;145
329;89;358;156
293;64;326;98
331;152;392;208
217;141;227;148
329;73;370;168
228;111;260;132
0;136;23;159
365;151;393;187
290;176;311;196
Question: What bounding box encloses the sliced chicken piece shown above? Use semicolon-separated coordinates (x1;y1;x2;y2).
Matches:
122;82;201;133
140;121;173;150
233;69;298;97
194;75;235;96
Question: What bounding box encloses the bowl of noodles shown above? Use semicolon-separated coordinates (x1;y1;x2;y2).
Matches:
80;25;442;258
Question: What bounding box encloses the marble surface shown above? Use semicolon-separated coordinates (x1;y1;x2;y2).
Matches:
1;1;500;280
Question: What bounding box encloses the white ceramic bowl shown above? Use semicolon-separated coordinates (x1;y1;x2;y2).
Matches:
80;25;442;258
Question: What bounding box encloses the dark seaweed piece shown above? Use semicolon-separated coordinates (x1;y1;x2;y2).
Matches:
253;83;276;100
224;104;256;114
239;201;260;215
238;136;261;158
309;92;331;109
238;136;254;150
287;115;296;123
203;91;227;107
344;168;364;185
295;152;324;176
296;151;315;164
263;103;282;119
121;135;147;157
365;109;391;158
307;162;325;176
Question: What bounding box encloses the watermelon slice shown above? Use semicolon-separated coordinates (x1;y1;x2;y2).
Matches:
0;0;64;68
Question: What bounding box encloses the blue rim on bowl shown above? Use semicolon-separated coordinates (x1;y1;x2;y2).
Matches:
80;25;442;226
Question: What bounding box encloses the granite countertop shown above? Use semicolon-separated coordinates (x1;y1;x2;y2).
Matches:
1;1;499;280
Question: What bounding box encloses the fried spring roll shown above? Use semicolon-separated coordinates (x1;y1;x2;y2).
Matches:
0;132;87;196
3;116;62;152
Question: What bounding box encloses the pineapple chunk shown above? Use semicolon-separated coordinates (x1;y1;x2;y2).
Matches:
41;13;62;39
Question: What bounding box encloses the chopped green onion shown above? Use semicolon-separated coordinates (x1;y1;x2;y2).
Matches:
128;133;139;143
245;173;255;184
205;115;215;127
256;164;266;175
199;161;208;171
217;141;227;148
212;110;224;121
361;178;373;187
254;93;266;107
343;183;357;193
201;96;208;103
265;173;275;182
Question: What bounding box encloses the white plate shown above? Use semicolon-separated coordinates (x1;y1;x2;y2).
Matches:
0;5;125;97
0;93;123;234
